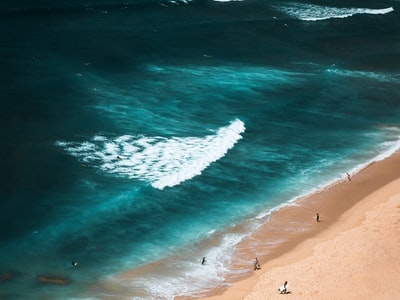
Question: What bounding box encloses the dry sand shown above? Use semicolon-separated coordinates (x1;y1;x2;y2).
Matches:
198;151;400;300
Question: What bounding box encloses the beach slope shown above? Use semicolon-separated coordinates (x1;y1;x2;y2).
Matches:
200;151;400;300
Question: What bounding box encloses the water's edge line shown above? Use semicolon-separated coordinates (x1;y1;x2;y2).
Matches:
190;147;400;300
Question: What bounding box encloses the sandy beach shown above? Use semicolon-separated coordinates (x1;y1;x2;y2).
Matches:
198;151;400;300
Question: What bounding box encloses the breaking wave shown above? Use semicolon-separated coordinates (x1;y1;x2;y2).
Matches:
278;3;394;21
56;119;245;189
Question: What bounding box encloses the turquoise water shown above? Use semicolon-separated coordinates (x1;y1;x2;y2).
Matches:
0;0;399;299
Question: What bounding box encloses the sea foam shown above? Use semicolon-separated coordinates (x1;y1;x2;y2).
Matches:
213;0;243;2
56;119;245;190
114;229;247;300
278;3;394;21
326;68;400;83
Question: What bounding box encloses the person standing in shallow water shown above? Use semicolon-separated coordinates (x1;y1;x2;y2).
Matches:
347;172;351;181
201;257;206;265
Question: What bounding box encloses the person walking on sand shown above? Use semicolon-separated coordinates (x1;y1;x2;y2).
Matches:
278;281;289;294
316;212;320;222
254;257;261;270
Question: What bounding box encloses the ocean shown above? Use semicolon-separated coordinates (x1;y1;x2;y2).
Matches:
0;0;399;299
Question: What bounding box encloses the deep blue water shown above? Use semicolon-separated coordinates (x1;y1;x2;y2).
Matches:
1;0;400;299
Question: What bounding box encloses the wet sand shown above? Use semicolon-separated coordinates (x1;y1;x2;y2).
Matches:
198;150;400;300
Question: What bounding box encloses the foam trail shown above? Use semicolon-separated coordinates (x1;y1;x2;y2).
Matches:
278;3;394;21
167;0;192;4
213;0;243;2
56;120;245;189
326;68;400;82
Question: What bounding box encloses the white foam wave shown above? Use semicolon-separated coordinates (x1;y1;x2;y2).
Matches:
278;3;394;21
166;0;192;5
56;120;245;189
118;231;246;300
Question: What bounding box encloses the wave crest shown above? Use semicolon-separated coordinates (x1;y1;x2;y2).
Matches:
56;120;245;189
278;3;394;21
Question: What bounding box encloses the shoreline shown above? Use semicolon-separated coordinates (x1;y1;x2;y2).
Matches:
95;149;400;299
196;150;400;300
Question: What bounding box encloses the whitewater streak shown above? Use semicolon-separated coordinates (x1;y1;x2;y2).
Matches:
56;119;245;189
278;3;394;21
